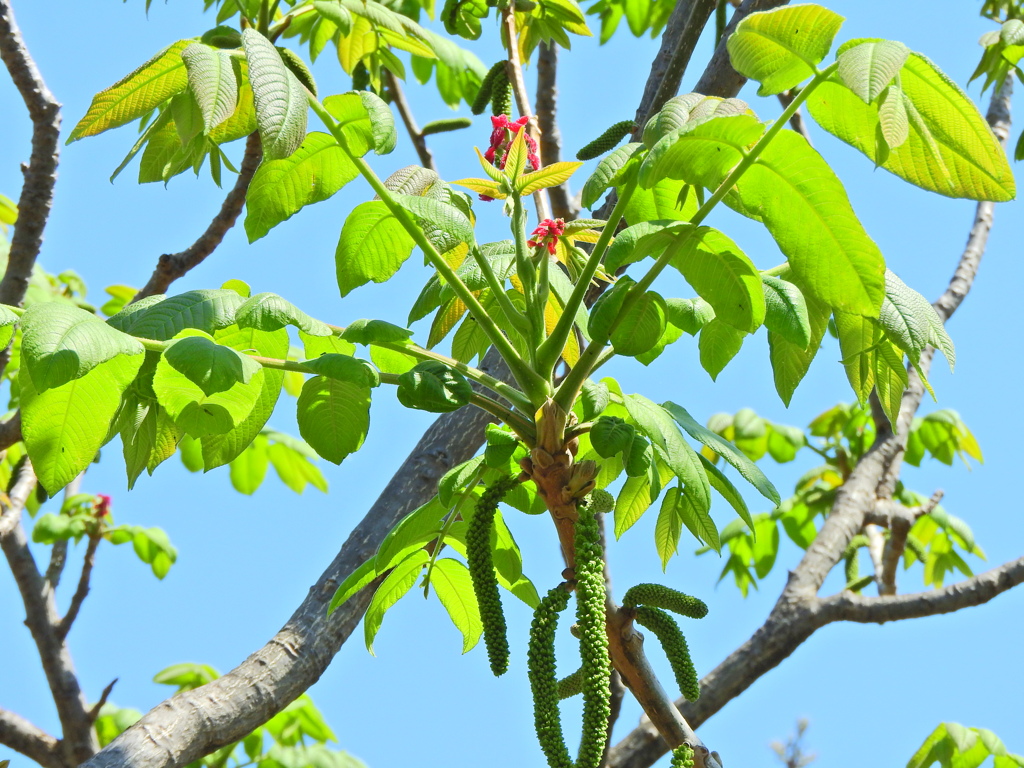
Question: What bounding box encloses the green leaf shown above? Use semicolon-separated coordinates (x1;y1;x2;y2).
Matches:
642;93;752;148
761;275;810;348
230;434;270;495
323;91;397;156
181;43;239;133
268;441;328;493
396;361;473;413
201;325;288;470
665;297;715;335
614;473;654;538
834;312;879;403
21;354;144;494
588;276;635;340
391;193;475;248
131;526;177;579
364;549;428;653
302;354;379;388
643;118;886;316
874;340;908;428
672;227;765;333
590;416;635;458
581;143;644;209
153;331;264;438
580;379;610;421
328;558;377;614
654;486;683;569
21;303;144;391
698;318;745;379
662;401;780;505
375;497;446;571
336;201;416;297
880;270;954;370
68;40;191;142
429;558;483;653
438;456;483;508
726;4;845;95
241;29;308;160
611;291;667;356
677;485;719;553
836;40;909;103
235;292;333;336
297;375;371;464
245;133;358;242
340;318;414;345
806;50;1016;201
108;289;245;340
699;454;753;531
768;289;830;405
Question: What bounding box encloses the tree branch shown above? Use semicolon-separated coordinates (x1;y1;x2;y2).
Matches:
820;556;1024;623
57;531;101;640
777;89;812;145
135;132;262;301
0;459;98;765
385;70;437;173
0;411;22;452
0;706;64;768
0;0;61;308
535;42;576;220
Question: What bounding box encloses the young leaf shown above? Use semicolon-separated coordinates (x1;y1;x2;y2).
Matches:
654;486;683;569
297;375;371;464
302;355;379;388
229;434;270;495
836;39;910;103
336;201;416;296
68;40;192;142
874;340;908;428
580;143;644;209
611;291;667;357
590;416;635;458
768;288;830;405
761;275;811;348
323;91;397;156
391;193;476;248
181;44;239;133
21;355;145;494
614;473;654;538
698;318;745;380
726;4;845;95
340;318;414;345
364;550;429;653
430;558;484;653
879;269;954;370
235;292;333;336
107;289;245;340
834;312;879;403
241;30;308;160
396;361;473;413
245;133;359;242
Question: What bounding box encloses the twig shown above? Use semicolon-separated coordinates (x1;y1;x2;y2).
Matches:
501;9;552;221
0;459;98;764
57;531;101;640
0;411;22;451
535;42;576;220
135;131;262;300
0;707;63;768
87;679;118;724
46;472;84;591
0;0;61;309
777;89;812;145
385;69;436;173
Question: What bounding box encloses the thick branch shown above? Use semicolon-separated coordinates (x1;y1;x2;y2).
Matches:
535;42;576;220
0;0;61;307
0;460;98;765
385;70;436;173
0;411;22;452
135;132;262;300
820;556;1024;623
0;707;64;768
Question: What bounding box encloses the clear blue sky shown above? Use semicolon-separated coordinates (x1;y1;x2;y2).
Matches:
2;2;1023;767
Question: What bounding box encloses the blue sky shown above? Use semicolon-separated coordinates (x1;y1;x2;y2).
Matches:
1;1;1023;767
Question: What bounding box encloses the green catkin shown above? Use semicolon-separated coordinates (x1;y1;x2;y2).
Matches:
556;667;584;699
633;606;701;702
574;508;612;768
905;534;928;563
846;574;875;593
843;534;869;557
471;61;506;115
490;66;512;116
528;586;574;768
621;584;708;620
670;744;695;768
466;476;517;676
844;551;859;584
575;120;636;160
587;489;615;515
421;117;473;136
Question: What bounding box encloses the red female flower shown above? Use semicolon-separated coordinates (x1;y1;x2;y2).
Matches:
527;218;566;256
94;494;112;518
484;114;540;172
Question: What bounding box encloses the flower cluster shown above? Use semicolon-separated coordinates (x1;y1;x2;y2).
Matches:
94;494;111;518
527;218;565;255
485;114;540;171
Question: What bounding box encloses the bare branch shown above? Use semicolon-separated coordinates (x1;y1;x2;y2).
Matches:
0;460;98;764
385;70;437;173
693;0;791;98
0;0;62;308
535;42;576;220
46;473;84;591
135;132;262;301
0;411;22;452
820;556;1024;623
0;706;64;768
57;532;101;640
88;679;119;724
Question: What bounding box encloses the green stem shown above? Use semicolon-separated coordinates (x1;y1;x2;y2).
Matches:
468;246;531;336
422;464;486;597
554;66;836;412
511;194;544;364
307;96;550;405
536;180;635;379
